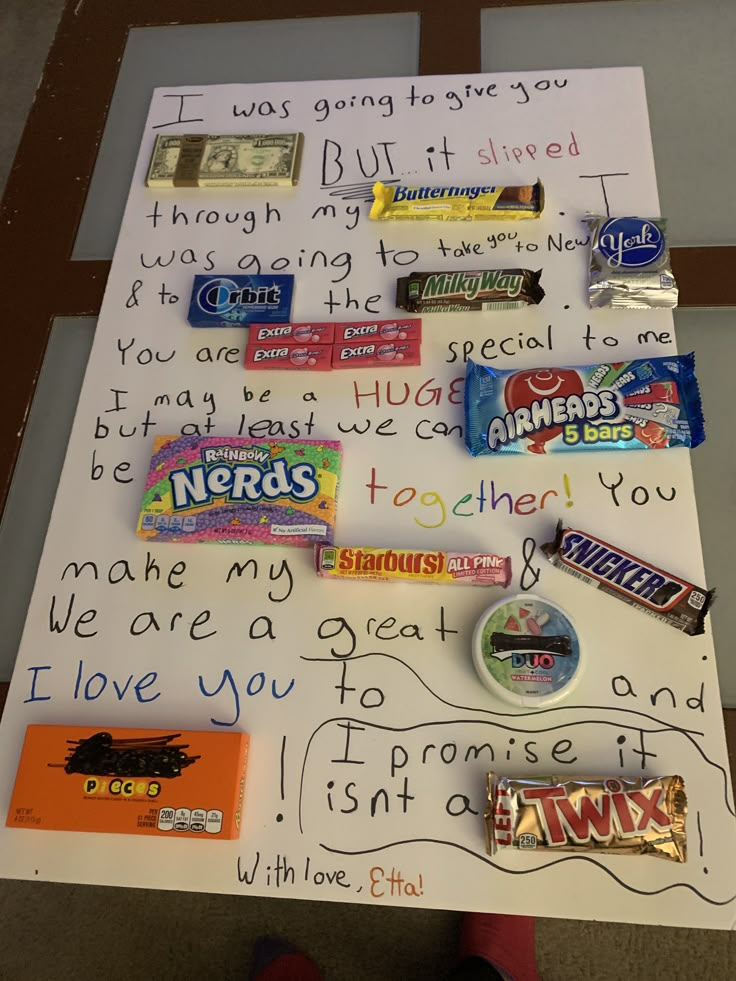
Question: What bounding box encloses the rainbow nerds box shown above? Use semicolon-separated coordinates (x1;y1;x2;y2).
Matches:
137;436;342;546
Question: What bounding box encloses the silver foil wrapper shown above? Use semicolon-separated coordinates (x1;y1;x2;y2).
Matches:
585;215;678;309
486;773;687;862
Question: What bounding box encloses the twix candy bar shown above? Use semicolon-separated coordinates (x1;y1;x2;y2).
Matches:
486;773;687;862
316;545;511;586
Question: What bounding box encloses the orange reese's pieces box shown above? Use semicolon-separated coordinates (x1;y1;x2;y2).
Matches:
6;725;249;839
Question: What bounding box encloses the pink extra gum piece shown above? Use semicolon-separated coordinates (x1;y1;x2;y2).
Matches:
332;318;422;343
245;340;333;371
332;337;422;369
250;322;335;345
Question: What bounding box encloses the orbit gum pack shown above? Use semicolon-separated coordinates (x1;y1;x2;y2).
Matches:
187;274;294;326
6;726;249;839
464;353;705;456
137;436;342;546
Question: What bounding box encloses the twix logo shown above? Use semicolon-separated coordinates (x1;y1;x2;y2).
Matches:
495;778;672;847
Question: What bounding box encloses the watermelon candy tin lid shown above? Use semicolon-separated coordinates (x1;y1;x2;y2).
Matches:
472;594;582;707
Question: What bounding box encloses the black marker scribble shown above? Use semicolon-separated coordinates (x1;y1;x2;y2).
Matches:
578;172;629;216
697;810;704;858
319;838;736;908
520;537;541;591
297;717;735;832
59;731;199;779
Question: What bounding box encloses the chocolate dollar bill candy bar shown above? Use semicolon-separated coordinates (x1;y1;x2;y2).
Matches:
146;133;303;187
486;773;687;862
542;521;715;636
371;179;544;220
396;269;544;313
584;215;678;309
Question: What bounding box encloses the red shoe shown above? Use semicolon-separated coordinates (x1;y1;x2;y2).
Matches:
459;913;539;981
251;938;323;981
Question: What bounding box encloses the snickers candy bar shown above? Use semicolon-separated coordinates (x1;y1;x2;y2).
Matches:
542;521;714;636
486;773;687;862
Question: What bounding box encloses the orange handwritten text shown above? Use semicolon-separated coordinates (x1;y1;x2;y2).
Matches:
369;865;424;899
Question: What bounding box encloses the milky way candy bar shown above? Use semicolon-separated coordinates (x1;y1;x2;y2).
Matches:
396;269;544;313
486;773;687;862
542;521;714;636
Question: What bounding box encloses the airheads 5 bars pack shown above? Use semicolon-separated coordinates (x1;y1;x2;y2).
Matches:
6;726;249;839
187;274;294;326
137;436;342;546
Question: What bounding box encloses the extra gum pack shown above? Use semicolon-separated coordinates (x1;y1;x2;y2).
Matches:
244;340;332;370
332;338;421;369
137;436;342;546
250;322;335;344
6;726;249;839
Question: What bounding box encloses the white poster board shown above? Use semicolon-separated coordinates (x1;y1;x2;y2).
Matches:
0;69;734;929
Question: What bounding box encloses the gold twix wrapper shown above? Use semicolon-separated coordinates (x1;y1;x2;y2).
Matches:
485;773;687;862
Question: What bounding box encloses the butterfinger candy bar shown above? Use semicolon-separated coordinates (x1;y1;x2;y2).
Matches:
486;773;687;862
370;180;544;220
333;318;422;343
542;521;714;636
7;725;249;839
332;338;421;368
250;323;335;344
315;545;511;586
245;340;332;371
397;269;544;313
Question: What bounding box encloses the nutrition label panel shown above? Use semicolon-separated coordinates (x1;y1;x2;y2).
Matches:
0;69;733;929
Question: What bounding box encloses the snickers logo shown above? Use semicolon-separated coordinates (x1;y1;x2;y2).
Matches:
560;530;687;610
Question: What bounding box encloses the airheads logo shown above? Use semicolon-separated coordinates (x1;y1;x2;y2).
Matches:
560;530;688;610
169;444;318;510
197;277;282;315
598;217;664;269
485;368;621;452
